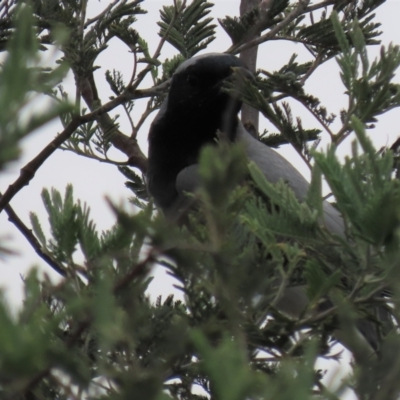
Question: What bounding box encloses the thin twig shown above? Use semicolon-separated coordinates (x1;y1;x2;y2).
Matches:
11;238;156;400
354;284;387;304
0;82;168;215
295;97;335;139
135;99;156;133
75;0;88;112
3;196;67;277
305;0;335;13
78;1;181;168
84;0;121;28
113;250;157;293
229;0;312;54
128;47;138;88
60;146;131;165
267;35;332;48
300;53;324;86
125;50;138;135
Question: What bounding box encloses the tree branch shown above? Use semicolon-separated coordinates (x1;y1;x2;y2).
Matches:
229;0;312;54
83;0;121;28
240;0;261;137
77;1;182;173
0;82;168;215
2;196;67;277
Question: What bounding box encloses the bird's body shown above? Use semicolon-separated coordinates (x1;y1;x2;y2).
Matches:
148;53;244;213
147;53;344;235
147;53;382;359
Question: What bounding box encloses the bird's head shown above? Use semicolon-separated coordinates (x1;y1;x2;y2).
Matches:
166;53;252;136
147;53;253;211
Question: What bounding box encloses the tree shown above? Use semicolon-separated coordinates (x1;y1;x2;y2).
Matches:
0;0;400;399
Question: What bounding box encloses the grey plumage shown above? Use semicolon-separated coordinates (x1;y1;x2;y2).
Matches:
147;52;381;360
148;52;344;235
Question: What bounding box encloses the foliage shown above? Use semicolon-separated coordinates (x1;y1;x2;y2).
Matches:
1;1;400;400
158;0;216;59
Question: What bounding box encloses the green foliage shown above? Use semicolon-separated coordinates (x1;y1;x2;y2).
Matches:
331;12;400;126
192;332;268;400
244;163;320;240
159;53;186;81
118;165;149;204
0;2;71;171
295;11;382;59
158;0;216;58
220;0;290;46
314;116;400;246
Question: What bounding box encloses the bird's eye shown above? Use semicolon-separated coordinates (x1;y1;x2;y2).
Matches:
186;74;200;87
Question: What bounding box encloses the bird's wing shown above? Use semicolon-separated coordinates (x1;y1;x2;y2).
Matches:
173;122;345;237
176;164;201;196
236;122;345;237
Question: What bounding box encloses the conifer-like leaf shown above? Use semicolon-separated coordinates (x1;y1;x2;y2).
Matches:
118;166;149;201
306;163;323;218
158;0;216;58
0;3;72;170
29;212;47;248
219;7;261;45
304;260;340;303
41;185;79;263
77;202;101;261
159;54;186;81
220;0;290;46
314;117;400;245
332;12;400;125
295;10;381;59
244;163;319;240
198;141;247;209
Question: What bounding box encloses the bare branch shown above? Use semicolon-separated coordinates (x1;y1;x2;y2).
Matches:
0;81;169;215
3;196;67;277
305;0;334;13
230;0;312;54
84;0;121;28
76;1;183;176
240;0;261;137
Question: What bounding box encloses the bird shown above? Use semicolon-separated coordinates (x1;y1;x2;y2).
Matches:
147;53;343;234
147;52;382;361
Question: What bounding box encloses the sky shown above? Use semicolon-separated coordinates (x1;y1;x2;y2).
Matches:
0;1;399;397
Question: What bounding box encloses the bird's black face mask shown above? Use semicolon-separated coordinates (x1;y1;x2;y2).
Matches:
166;54;252;141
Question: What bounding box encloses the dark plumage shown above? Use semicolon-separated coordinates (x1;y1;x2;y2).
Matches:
147;53;245;214
148;53;343;234
147;53;381;360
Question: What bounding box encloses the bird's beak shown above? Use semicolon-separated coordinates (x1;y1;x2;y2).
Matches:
219;66;255;98
230;66;255;83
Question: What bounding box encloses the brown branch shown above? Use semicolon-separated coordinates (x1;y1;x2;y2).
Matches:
18;318;91;398
229;0;312;54
305;0;334;13
0;83;167;215
78;0;182;172
84;0;121;28
239;0;261;137
299;52;324;86
295;97;335;139
0;117;81;215
113;251;157;293
82;71;148;170
14;250;157;397
3;196;67;277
